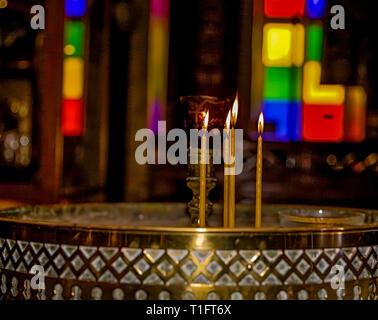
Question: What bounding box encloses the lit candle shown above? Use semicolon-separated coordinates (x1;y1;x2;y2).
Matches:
255;112;264;228
199;111;209;227
228;95;238;228
224;111;231;227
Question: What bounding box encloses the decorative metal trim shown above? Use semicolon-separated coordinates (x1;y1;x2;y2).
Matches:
0;203;377;300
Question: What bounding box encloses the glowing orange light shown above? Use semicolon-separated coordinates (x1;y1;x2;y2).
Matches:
258;112;264;135
231;94;239;126
203;111;209;130
344;86;367;142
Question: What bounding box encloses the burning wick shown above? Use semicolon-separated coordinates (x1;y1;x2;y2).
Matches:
231;93;239;127
255;112;264;228
199;111;209;227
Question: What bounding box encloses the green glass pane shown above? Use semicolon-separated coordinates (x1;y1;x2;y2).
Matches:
64;21;85;58
263;67;301;100
290;67;302;101
306;24;323;61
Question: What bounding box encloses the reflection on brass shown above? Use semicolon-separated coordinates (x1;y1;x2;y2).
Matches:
0;203;377;300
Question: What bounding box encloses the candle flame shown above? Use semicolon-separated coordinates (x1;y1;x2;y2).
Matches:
231;93;238;126
203;111;209;130
258;112;264;135
225;110;231;129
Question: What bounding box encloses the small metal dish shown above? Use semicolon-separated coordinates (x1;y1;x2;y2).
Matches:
278;208;366;227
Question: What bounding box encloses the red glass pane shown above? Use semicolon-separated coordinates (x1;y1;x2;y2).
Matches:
264;0;305;18
303;104;344;142
61;99;84;136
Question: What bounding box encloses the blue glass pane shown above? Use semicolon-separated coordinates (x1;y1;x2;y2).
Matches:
65;0;87;18
262;100;302;142
262;100;290;142
306;0;326;19
289;101;302;141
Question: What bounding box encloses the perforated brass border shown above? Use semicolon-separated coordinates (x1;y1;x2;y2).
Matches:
0;203;377;300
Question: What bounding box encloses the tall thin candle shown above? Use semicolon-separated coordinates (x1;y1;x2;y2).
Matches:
228;95;238;228
255;112;264;228
199;111;209;227
224;111;231;227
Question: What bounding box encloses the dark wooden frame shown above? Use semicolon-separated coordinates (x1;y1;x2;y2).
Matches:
0;0;110;204
0;0;64;203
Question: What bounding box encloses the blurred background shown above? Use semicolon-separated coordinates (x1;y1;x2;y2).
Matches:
0;0;377;209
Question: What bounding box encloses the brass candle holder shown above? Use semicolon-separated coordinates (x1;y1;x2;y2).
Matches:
180;96;230;226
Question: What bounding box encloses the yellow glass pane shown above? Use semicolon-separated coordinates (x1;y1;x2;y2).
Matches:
263;23;291;66
292;24;304;66
62;57;84;99
262;23;304;67
303;61;345;105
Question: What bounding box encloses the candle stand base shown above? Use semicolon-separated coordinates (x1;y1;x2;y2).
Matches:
1;203;377;300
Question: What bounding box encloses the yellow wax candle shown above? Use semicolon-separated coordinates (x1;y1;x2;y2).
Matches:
228;95;238;228
228;127;235;228
199;111;209;227
224;111;231;227
255;112;264;228
224;173;229;227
